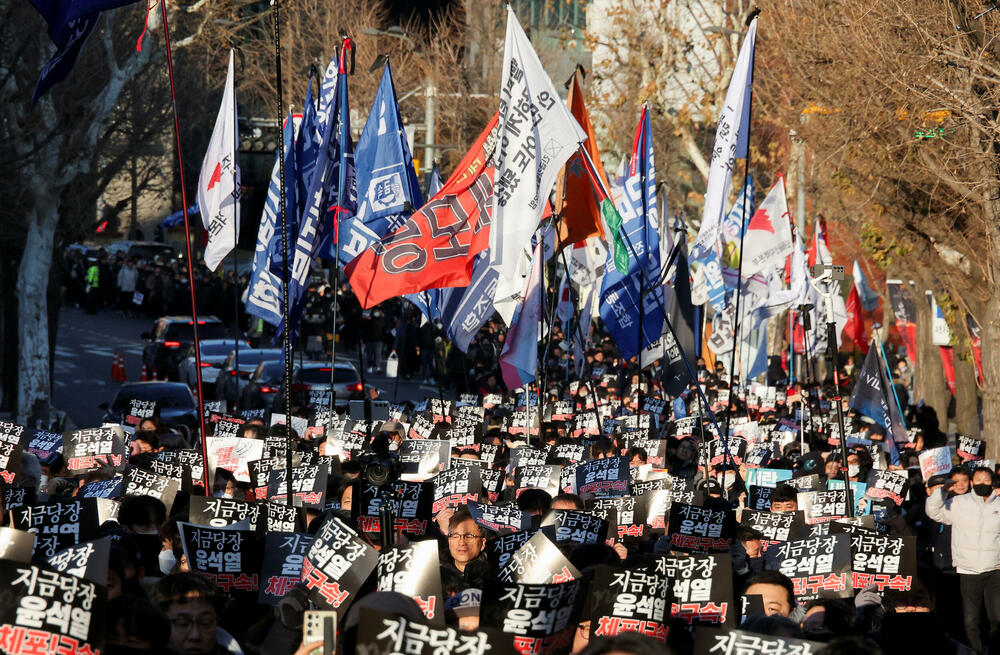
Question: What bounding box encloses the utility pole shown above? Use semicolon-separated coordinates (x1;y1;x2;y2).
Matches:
424;75;436;168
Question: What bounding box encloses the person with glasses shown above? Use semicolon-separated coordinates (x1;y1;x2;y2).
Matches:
152;572;240;655
445;510;489;588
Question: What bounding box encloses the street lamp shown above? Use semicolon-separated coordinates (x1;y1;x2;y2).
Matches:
361;26;436;168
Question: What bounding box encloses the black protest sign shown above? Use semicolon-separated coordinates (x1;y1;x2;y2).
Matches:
764;534;852;602
643;489;703;533
399;439;450;478
0;441;23;484
694;629;822;655
124;399;159;427
592;496;648;541
740;510;805;548
0;559;106;655
798;490;849;524
179;523;259;593
575;457;630;498
46;538;111;586
481;467;506;503
432;465;481;513
747;486;774;511
262;501;304;533
212;415;244;440
958;435;985;461
188;496;261;530
669;416;701;439
0;527;35;563
548;441;586;464
145;457;186;483
468;502;530;535
265;463;329;508
0;420;25;446
356;608;513;655
623;438;667;468
202;400;223;419
62;427;126;474
571;413;600;438
3;487;34;513
648;553;734;627
258;532;314;605
447;424;479;451
123;468;180;514
480;579;586;655
588;565;670;643
641;397;668;418
12;499;99;559
540;510;608;546
24;428;63;457
377;540;444;624
707;437;746;468
850;533;917;593
516;464;562;498
509;446;548;470
486;530;535;574
666;502;735;553
865;470;910;506
354;481;434;537
547;401;574;421
301;515;379;615
154;449;205;485
744;443;774;469
785;474;823;492
248;456;294;500
498;531;580;585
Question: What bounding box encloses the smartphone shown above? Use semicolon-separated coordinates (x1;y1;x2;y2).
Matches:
303;610;337;655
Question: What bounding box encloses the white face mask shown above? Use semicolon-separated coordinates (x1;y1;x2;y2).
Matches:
158;549;177;575
388;441;400;452
213;490;234;499
848;464;860;478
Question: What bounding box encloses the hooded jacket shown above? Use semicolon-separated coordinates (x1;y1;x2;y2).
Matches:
926;487;1000;574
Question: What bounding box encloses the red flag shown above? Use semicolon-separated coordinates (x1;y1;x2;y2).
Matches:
346;114;499;309
940;346;957;395
843;285;869;352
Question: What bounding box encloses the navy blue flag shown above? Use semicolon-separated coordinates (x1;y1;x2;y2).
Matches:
279;44;355;341
848;344;906;465
661;234;697;397
599;106;663;360
30;0;140;102
336;62;423;268
246;113;296;327
426;164;443;197
438;252;498;352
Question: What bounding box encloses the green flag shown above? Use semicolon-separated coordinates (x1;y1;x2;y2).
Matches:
601;198;629;274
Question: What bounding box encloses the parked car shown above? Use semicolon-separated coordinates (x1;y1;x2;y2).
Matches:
239;360;290;410
105;240;175;263
272;360;363;412
100;381;198;442
178;339;250;395
142;316;227;381
217;348;283;409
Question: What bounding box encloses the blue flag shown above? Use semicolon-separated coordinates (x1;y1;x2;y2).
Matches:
426;164;443;197
279;45;355;341
29;0;140;102
246;114;296;327
721;173;754;294
599;106;663;360
438;252;498;352
848;345;906;465
853;260;879;313
500;244;544;390
335;62;422;269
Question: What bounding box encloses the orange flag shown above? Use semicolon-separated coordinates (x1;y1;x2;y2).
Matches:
553;70;607;248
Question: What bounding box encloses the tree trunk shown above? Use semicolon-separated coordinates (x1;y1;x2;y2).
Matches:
16;190;58;425
914;289;948;433
981;291;1000;458
954;341;980;438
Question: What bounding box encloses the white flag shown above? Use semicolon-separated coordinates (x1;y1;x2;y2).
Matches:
690;17;757;301
198;50;241;272
490;5;586;308
741;175;793;276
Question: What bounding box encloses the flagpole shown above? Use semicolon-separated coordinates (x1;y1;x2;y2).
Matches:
329;36;352;398
160;3;209;491
269;0;294;506
232;53;241;400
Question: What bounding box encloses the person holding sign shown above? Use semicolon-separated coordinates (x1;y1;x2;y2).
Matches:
926;467;1000;654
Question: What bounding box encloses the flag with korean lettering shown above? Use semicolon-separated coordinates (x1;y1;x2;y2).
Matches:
599;106;664;360
336;62;423;268
0;559;107;654
278;42;355;341
346;114;498;308
437;251;499;352
301;514;378;616
490;5;586;313
198;49;241;272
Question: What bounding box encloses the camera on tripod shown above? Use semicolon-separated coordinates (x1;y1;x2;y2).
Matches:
356;432;401;488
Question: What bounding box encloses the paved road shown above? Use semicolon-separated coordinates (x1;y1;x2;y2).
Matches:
53;306;453;429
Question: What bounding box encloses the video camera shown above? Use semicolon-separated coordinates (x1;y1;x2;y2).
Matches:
355;432;401;488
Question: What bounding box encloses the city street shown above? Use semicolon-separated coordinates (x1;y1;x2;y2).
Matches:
53;305;451;429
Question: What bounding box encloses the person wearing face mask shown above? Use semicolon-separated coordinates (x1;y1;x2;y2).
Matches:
926;467;1000;654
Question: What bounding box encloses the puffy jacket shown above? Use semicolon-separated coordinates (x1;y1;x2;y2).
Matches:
925;488;1000;574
